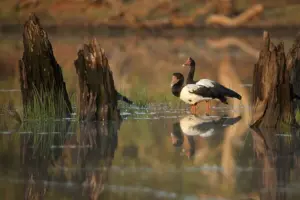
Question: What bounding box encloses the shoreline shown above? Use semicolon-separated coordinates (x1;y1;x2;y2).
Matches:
1;23;300;38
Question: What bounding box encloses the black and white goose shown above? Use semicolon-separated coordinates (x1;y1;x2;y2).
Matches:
181;57;242;113
170;72;242;114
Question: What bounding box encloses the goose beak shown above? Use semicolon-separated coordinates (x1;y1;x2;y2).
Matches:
170;76;178;87
182;57;191;67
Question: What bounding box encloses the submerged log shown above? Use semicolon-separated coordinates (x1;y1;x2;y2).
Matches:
19;14;72;117
74;39;120;121
251;32;300;129
206;4;263;27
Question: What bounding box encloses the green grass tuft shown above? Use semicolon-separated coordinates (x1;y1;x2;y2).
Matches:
25;85;71;120
296;107;300;125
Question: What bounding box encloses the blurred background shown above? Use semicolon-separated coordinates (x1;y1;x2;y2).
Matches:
1;0;300;27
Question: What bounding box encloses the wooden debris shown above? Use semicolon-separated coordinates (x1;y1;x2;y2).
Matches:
74;38;120;121
19;13;72;118
206;4;263;27
206;37;259;58
251;31;292;128
286;34;300;98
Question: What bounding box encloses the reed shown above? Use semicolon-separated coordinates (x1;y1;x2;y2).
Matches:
24;85;72;120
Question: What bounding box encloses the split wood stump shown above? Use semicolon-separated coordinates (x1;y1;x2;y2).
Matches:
75;39;120;121
251;31;300;129
19;14;72;117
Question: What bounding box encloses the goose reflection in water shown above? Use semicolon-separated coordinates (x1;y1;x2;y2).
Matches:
170;114;242;159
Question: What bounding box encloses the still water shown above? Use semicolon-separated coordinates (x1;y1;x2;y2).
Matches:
0;32;300;200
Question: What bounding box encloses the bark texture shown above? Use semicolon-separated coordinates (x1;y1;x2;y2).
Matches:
251;31;292;128
287;34;300;98
74;38;119;121
19;14;72;117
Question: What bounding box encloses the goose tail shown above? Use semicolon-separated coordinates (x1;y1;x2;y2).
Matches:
116;92;133;104
221;86;242;100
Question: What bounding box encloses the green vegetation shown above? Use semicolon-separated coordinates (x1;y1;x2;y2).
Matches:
25;86;71;120
296;107;300;125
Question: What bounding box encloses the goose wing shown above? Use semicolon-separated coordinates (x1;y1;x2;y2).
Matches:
187;83;217;98
180;84;214;104
196;79;242;100
196;79;216;88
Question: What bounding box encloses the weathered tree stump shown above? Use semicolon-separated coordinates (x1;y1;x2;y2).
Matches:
74;39;120;121
19;14;72;117
250;31;300;128
287;34;300;98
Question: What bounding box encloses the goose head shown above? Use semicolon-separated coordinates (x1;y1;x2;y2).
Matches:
170;72;184;87
170;73;184;97
182;57;195;67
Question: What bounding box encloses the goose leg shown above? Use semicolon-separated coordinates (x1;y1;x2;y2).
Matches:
190;105;195;114
194;103;198;114
205;101;210;115
190;104;197;114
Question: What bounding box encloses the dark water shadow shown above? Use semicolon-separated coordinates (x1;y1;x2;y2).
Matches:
251;126;300;200
4;119;122;200
20;120;71;199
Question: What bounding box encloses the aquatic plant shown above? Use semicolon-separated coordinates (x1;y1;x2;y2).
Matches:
24;85;72;120
296;107;300;125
